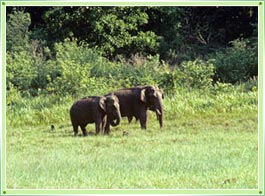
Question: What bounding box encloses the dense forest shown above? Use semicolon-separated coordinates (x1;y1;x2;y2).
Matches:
6;6;258;101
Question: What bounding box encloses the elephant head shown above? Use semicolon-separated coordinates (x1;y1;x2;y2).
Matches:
140;86;164;128
100;94;121;127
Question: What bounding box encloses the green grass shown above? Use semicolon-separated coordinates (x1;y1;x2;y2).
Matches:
6;112;258;189
5;88;258;189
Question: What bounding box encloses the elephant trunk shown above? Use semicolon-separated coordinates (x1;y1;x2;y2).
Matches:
110;117;120;127
109;109;121;127
155;96;163;128
156;110;163;128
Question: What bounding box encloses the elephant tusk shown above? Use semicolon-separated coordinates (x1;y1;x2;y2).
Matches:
110;117;120;127
156;109;161;115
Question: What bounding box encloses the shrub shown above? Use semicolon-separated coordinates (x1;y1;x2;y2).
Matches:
214;38;258;83
113;54;168;88
178;59;215;89
7;49;55;96
6;51;37;92
46;40;115;97
6;9;54;96
54;39;104;66
241;76;258;92
6;83;22;106
7;9;31;52
46;60;91;96
158;71;180;94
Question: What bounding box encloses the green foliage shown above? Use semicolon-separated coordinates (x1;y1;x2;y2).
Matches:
42;7;160;58
131;31;160;55
46;40;110;97
240;76;258;92
158;59;215;94
117;54;166;87
6;37;256;99
6;46;53;97
6;51;36;92
7;8;31;52
6;82;257;128
214;38;258;83
179;59;215;89
29;58;54;95
158;71;178;93
54;39;104;65
45;41;171;96
6;83;22;106
164;86;257;117
35;6;258;63
47;60;89;96
6;9;54;97
93;7;160;57
6;7;258;95
6;7;258;101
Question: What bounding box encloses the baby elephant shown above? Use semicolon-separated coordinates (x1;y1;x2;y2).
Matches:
70;94;121;136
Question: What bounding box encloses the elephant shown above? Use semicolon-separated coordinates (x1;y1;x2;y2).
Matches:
70;94;121;136
104;85;164;134
127;106;164;124
127;87;164;123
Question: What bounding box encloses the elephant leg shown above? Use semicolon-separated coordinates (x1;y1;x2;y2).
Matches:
104;119;111;135
104;127;110;135
128;116;133;123
80;125;87;136
139;110;148;129
73;124;78;136
102;116;109;135
95;119;103;135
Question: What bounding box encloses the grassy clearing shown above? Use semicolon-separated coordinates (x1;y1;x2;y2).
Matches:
5;87;258;189
6;108;258;189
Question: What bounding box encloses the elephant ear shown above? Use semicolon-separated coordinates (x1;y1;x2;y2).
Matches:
112;94;120;108
140;89;147;103
112;94;119;103
159;88;164;99
99;97;107;112
155;86;164;99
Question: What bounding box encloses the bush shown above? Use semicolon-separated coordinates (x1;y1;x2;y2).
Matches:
241;76;258;92
7;49;54;96
6;37;256;103
6;51;37;92
46;40;117;97
148;59;216;94
214;38;258;83
6;83;22;106
109;54;168;88
178;59;215;89
47;60;91;96
158;71;180;94
6;9;54;96
7;9;31;52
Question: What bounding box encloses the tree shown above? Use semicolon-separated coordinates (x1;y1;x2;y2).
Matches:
40;7;160;58
6;8;31;52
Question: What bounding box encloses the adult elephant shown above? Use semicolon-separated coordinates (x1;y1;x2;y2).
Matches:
104;85;164;134
70;94;121;136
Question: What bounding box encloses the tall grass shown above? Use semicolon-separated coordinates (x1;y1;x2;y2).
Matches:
7;84;257;128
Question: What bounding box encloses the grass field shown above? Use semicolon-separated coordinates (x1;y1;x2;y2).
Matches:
5;88;259;189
